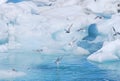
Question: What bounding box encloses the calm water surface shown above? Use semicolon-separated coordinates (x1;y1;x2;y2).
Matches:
0;51;120;81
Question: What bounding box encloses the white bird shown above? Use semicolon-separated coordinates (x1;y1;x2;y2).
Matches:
55;56;63;67
64;24;73;33
77;28;84;32
68;38;77;47
112;27;120;36
94;16;103;19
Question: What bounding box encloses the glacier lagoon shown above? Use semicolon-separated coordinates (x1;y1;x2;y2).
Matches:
1;0;120;81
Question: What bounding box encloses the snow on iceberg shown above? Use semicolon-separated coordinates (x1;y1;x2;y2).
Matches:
87;39;120;63
0;0;120;55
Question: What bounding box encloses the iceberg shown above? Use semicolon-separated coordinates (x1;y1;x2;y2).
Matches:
0;0;120;60
87;39;120;63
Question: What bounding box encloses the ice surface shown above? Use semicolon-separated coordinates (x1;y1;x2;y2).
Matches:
0;0;120;62
87;39;120;63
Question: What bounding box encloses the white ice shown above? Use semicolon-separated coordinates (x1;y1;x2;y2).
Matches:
87;39;120;63
0;0;120;62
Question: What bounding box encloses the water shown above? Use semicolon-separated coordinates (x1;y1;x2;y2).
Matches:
0;51;120;81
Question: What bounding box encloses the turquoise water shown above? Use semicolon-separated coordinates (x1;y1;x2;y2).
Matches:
0;51;120;81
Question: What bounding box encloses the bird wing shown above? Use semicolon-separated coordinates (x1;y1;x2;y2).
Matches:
68;24;73;31
117;32;120;35
112;27;116;33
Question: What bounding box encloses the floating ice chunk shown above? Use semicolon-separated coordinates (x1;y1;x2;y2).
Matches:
0;0;119;54
87;39;120;63
0;70;26;79
87;52;119;63
0;44;8;52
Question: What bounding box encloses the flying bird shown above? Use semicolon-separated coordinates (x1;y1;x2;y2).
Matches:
55;56;63;67
112;27;120;36
68;38;77;47
65;24;73;33
94;16;102;19
77;28;84;32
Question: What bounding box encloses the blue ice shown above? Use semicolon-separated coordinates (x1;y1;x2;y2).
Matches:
7;0;23;3
77;23;103;53
77;41;103;53
82;23;98;41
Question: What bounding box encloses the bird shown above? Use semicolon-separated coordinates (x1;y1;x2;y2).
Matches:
83;8;94;15
68;38;77;47
117;4;120;7
12;69;17;72
55;56;63;67
77;28;84;32
112;27;120;36
36;49;43;52
64;24;73;33
94;16;102;19
33;49;43;53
